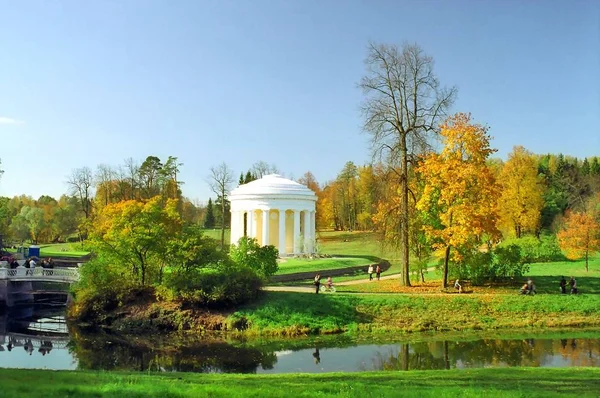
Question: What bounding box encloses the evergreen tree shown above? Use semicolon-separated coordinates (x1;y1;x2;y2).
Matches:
581;158;590;175
238;172;245;186
591;157;600;176
203;198;216;229
244;171;255;184
215;195;231;228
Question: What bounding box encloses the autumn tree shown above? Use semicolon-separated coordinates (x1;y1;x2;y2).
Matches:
91;196;182;285
557;210;600;272
208;162;234;248
360;42;456;286
497;146;545;238
417;113;500;288
297;171;320;194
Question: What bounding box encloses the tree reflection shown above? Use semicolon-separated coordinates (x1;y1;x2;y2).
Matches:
370;338;600;371
69;331;278;373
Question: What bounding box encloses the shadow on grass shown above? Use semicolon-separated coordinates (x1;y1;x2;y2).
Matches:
517;275;600;295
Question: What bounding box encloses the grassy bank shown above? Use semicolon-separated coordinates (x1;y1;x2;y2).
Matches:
229;291;600;336
0;367;598;397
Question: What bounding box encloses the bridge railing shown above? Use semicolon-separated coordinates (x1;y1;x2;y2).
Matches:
0;267;79;282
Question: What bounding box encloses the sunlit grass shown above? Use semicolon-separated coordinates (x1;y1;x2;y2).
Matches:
1;367;599;398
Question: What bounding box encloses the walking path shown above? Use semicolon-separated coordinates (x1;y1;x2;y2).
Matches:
263;273;402;292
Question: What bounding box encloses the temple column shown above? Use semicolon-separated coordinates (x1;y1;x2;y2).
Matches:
303;210;310;253
247;210;255;238
230;211;239;244
278;209;286;256
293;210;301;254
262;209;270;246
309;210;316;253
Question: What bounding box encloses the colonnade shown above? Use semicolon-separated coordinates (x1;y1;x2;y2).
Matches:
230;208;316;256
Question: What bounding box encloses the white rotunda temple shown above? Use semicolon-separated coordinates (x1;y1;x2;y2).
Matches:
229;174;317;256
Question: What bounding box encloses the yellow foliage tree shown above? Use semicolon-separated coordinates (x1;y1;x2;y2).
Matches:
557;210;600;272
417;113;501;287
92;196;182;285
497;146;545;238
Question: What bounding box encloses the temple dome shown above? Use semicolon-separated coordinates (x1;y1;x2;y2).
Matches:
230;174;316;198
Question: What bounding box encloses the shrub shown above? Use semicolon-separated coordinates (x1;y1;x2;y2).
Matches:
491;244;529;280
455;251;493;285
229;237;278;278
163;265;262;308
498;234;564;263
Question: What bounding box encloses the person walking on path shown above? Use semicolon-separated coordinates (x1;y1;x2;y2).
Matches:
569;277;578;294
314;274;321;294
560;276;567;294
376;265;381;281
368;265;374;281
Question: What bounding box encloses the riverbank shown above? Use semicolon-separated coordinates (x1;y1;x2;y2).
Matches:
70;287;600;337
228;291;600;336
1;367;598;397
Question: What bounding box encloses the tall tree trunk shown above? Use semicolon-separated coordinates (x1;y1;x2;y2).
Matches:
443;245;451;288
585;249;589;272
400;137;411;286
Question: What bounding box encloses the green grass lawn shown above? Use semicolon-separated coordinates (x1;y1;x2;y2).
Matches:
229;290;600;337
276;257;369;275
0;367;598;397
5;242;90;258
202;228;231;242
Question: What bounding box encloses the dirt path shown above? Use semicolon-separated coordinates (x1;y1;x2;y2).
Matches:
264;267;440;292
263;273;403;292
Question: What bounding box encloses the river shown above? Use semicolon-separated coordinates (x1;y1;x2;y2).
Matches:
1;305;599;373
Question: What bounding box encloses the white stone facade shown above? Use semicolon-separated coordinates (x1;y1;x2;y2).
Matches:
229;174;317;256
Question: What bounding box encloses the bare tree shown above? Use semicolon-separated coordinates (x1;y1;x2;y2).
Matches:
207;162;234;248
251;161;279;178
124;157;140;200
67;167;94;220
360;42;456;286
95;164;115;206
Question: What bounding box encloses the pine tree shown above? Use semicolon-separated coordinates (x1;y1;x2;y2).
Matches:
581;158;590;175
204;198;216;229
244;171;256;184
591;157;600;176
238;173;245;186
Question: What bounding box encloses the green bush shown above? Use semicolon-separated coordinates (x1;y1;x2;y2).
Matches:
229;237;278;278
498;234;564;263
455;251;493;285
453;245;528;285
492;244;529;280
164;266;262;308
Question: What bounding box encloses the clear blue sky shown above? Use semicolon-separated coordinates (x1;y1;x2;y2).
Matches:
1;0;599;202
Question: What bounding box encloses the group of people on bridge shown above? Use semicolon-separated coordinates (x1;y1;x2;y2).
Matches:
4;256;56;275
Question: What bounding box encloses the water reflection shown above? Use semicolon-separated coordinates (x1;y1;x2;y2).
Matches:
70;332;278;373
0;307;599;373
366;338;600;371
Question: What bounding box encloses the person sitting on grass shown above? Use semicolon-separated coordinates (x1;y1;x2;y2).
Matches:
520;279;536;295
454;278;463;294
